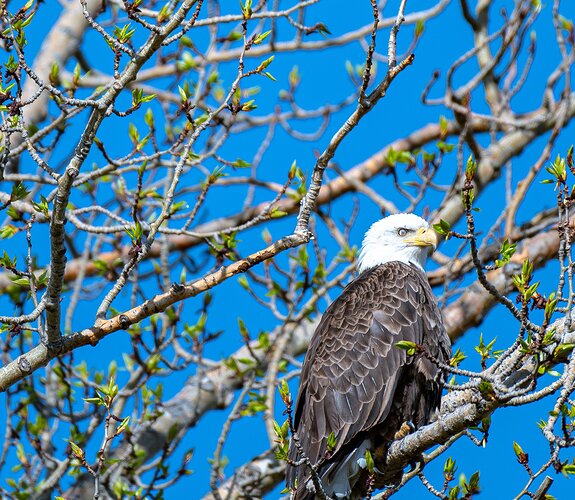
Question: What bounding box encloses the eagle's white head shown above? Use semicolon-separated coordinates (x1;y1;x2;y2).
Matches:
357;213;438;273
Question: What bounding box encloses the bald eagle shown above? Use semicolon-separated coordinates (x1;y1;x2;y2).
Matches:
286;214;451;499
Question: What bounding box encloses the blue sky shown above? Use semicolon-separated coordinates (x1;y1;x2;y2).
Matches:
2;0;575;498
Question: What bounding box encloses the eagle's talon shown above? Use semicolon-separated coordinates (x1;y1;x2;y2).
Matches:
394;421;416;440
407;454;425;474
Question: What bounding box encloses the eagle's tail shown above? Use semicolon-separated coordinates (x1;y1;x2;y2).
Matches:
285;439;372;499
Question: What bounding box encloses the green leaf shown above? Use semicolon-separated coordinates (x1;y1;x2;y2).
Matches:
526;282;540;301
289;66;300;87
553;343;575;359
278;379;290;403
144;108;155;128
395;340;418;356
415;20;425;37
432;219;451;236
0;251;16;269
437;141;455;153
225;31;242;42
114;23;136;43
258;331;270;349
364;449;374;474
496;239;517;267
558;16;573;32
83;396;103;405
478;380;495;400
128;122;140;144
465;155;477;181
270;208;287;218
545;154;567;185
178;85;189;103
116;417;130;436
237;276;249;290
273;420;283;439
240;0;253;19
177;51;197;71
0;224;16;239
468;471;480;492
522;259;534;282
10;277;30;287
316;23;331;36
254;30;271;45
126;220;143;245
326;431;337;452
31;194;49;216
450;347;466;367
545;292;558;321
275;442;289;461
241;99;257;112
444;457;457;480
11;182;30;201
231;158;251;168
69;441;84;459
238;318;249;340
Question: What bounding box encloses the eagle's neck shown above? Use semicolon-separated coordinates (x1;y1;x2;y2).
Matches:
357;241;428;273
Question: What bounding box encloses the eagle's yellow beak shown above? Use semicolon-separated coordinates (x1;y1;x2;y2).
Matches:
404;227;438;251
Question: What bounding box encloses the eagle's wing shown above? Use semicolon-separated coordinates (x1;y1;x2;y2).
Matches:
288;261;448;490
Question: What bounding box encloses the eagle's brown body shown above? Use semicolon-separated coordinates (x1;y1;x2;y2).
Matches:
286;261;451;499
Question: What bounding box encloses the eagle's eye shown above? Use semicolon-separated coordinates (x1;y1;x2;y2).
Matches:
397;228;408;237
